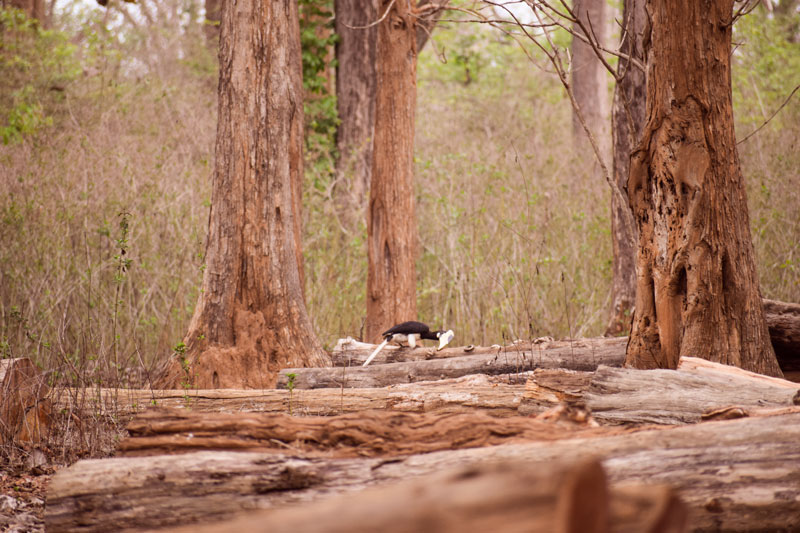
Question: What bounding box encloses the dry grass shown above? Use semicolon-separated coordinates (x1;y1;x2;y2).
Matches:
0;3;798;462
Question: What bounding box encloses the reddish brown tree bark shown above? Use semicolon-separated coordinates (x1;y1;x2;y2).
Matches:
365;0;419;342
570;0;610;157
605;0;645;336
625;0;782;377
158;0;328;389
203;0;221;42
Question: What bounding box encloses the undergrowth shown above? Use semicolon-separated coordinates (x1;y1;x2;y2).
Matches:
0;3;798;460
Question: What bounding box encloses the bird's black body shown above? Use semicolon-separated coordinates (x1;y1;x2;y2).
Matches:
363;321;453;367
381;321;442;341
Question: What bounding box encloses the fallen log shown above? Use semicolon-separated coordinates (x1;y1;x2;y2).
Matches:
278;337;627;389
764;298;800;373
582;357;800;426
0;358;50;446
55;374;528;417
116;407;615;458
329;336;608;365
45;413;800;532
169;460;687;533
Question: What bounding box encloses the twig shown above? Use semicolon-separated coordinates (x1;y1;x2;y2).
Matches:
344;0;396;30
737;83;800;145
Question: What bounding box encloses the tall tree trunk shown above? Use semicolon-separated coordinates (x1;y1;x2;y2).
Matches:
604;0;645;336
570;0;610;159
625;0;782;377
203;0;221;42
334;0;379;216
365;0;419;342
158;0;328;389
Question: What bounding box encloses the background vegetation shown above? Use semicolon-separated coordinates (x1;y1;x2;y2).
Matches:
1;1;798;405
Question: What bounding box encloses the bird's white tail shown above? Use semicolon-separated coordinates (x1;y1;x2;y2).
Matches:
363;339;388;367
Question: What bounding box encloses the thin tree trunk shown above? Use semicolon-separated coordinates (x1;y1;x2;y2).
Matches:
157;0;328;390
626;0;782;377
334;0;379;215
365;0;419;342
605;0;645;336
203;0;221;42
570;0;610;159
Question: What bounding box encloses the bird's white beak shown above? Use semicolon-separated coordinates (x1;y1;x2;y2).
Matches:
437;330;455;350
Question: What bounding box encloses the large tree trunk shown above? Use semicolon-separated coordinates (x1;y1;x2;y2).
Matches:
365;0;419;342
570;0;610;158
157;0;328;390
625;0;782;377
333;0;379;215
605;0;645;336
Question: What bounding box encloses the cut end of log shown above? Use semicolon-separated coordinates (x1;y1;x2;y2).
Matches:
0;358;51;447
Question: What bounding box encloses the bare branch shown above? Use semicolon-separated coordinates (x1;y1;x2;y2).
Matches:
737;83;800;144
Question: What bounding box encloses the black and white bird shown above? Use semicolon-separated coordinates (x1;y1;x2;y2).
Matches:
363;321;455;367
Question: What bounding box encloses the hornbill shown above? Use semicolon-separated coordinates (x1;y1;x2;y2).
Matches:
363;321;455;367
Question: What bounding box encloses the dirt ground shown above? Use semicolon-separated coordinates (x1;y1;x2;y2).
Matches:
0;465;53;533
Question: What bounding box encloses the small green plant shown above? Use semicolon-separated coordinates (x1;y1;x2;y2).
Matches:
286;372;297;415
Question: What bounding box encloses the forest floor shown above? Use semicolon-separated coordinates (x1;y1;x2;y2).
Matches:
0;466;52;533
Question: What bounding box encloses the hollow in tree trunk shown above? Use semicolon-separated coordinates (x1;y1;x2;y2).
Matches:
158;0;328;390
625;0;782;377
365;0;419;342
605;0;645;336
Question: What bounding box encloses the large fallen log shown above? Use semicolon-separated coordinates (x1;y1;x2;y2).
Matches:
519;357;800;423
583;357;800;426
278;337;627;389
0;358;50;446
45;413;800;532
329;336;610;365
55;374;528;417
116;407;615;457
170;460;687;533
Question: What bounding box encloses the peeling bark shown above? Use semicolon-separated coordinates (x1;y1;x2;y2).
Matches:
626;0;782;377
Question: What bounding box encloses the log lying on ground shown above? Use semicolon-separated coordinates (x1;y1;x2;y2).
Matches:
46;413;800;532
170;460;687;533
117;407;616;458
329;336;610;365
582;357;800;426
519;356;800;423
764;298;800;372
278;337;627;389
0;358;50;446
55;374;528;417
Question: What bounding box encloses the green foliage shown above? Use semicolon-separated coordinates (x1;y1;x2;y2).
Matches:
299;0;339;185
0;8;80;144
